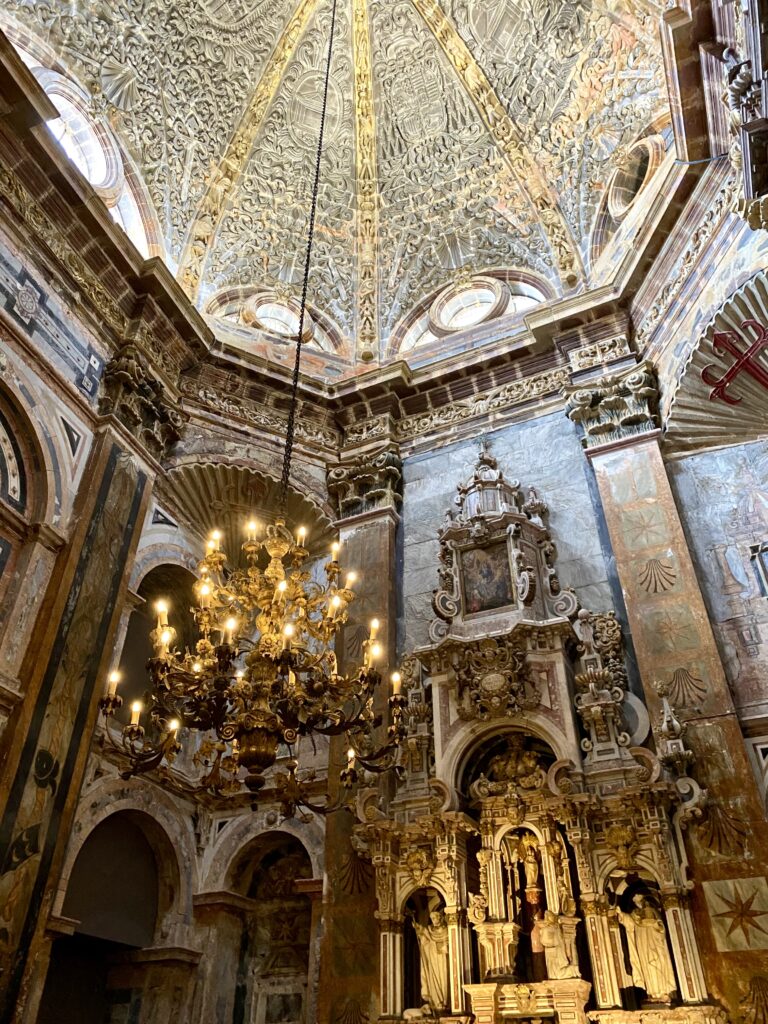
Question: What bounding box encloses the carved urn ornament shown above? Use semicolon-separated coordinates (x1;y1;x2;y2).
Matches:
99;0;405;817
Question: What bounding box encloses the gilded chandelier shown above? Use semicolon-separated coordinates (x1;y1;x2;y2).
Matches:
100;519;406;814
98;0;405;816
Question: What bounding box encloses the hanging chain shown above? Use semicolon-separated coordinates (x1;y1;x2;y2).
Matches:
279;0;339;513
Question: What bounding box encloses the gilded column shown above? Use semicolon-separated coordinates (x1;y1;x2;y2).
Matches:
565;361;768;1015
319;443;402;1023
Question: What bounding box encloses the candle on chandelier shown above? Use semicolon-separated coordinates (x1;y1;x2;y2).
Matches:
130;701;142;726
168;719;180;734
107;670;120;697
370;642;382;662
329;594;342;620
246;519;258;542
211;530;222;550
159;628;172;651
297;526;307;546
347;747;355;767
391;671;402;696
199;582;211;608
155;599;169;628
283;623;295;651
345;571;357;589
331;541;340;560
369;618;380;640
224;616;238;645
192;660;202;674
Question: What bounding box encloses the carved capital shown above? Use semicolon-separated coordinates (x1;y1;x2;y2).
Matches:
326;444;402;519
564;361;659;450
99;343;187;460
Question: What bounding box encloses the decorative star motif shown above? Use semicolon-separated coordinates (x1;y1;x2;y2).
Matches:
714;888;768;943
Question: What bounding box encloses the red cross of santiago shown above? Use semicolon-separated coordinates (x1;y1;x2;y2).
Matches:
701;319;768;405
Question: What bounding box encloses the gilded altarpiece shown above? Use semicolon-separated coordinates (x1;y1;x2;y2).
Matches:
356;450;713;1024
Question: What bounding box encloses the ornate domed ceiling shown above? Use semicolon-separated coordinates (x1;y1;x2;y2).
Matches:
3;0;669;365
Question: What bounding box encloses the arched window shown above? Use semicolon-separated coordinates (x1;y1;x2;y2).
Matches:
8;37;159;260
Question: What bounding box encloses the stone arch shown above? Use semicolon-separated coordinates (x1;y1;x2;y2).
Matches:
203;813;324;891
398;878;451;917
54;776;198;939
129;540;200;592
441;715;569;799
0;370;59;525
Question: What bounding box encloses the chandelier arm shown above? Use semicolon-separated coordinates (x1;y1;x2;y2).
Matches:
279;0;339;513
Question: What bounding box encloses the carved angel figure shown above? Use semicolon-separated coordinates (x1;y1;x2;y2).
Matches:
618;895;676;1002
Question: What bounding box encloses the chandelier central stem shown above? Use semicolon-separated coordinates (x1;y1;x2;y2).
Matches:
279;0;339;513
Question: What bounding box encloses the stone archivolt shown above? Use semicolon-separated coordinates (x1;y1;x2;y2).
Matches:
352;450;708;1022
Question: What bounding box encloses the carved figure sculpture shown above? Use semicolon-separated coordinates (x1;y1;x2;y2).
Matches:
414;910;450;1011
618;895;676;1001
537;911;580;979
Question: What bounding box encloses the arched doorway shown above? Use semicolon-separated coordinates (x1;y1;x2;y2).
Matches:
229;832;313;1024
38;812;163;1023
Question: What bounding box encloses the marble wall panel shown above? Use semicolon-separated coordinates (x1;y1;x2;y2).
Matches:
400;412;615;651
668;438;768;724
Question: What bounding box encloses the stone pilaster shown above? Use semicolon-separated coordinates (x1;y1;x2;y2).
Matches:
318;444;402;1024
0;429;153;1020
565;362;768;1017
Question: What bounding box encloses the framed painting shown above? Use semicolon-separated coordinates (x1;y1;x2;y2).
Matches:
460;540;514;615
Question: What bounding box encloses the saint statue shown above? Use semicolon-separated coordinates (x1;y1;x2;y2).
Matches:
617;894;676;1002
536;911;580;980
521;840;540;889
414;910;450;1012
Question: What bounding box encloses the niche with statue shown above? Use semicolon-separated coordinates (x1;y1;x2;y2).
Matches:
463;733;583;986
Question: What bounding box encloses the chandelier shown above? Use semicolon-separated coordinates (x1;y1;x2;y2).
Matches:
99;0;405;816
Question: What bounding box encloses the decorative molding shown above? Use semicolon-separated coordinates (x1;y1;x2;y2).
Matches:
178;376;341;450
635;179;738;349
351;0;378;363
99;344;186;460
409;0;581;284
564;361;659;450
177;0;318;296
326;445;402;518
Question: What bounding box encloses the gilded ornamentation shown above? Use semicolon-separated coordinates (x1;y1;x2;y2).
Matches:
604;824;638;869
450;636;539;721
352;0;378;361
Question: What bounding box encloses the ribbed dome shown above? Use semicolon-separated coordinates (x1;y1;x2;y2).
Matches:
3;0;668;365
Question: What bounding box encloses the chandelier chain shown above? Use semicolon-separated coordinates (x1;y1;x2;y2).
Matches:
280;0;339;513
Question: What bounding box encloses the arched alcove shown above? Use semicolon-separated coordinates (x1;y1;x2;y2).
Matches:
117;562;198;716
226;831;314;1024
38;811;165;1024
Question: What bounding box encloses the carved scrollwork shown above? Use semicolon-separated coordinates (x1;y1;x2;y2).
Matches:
452;636;540;721
327;445;402;518
99;343;186;460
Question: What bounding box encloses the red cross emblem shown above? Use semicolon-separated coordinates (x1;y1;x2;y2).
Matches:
701;319;768;405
